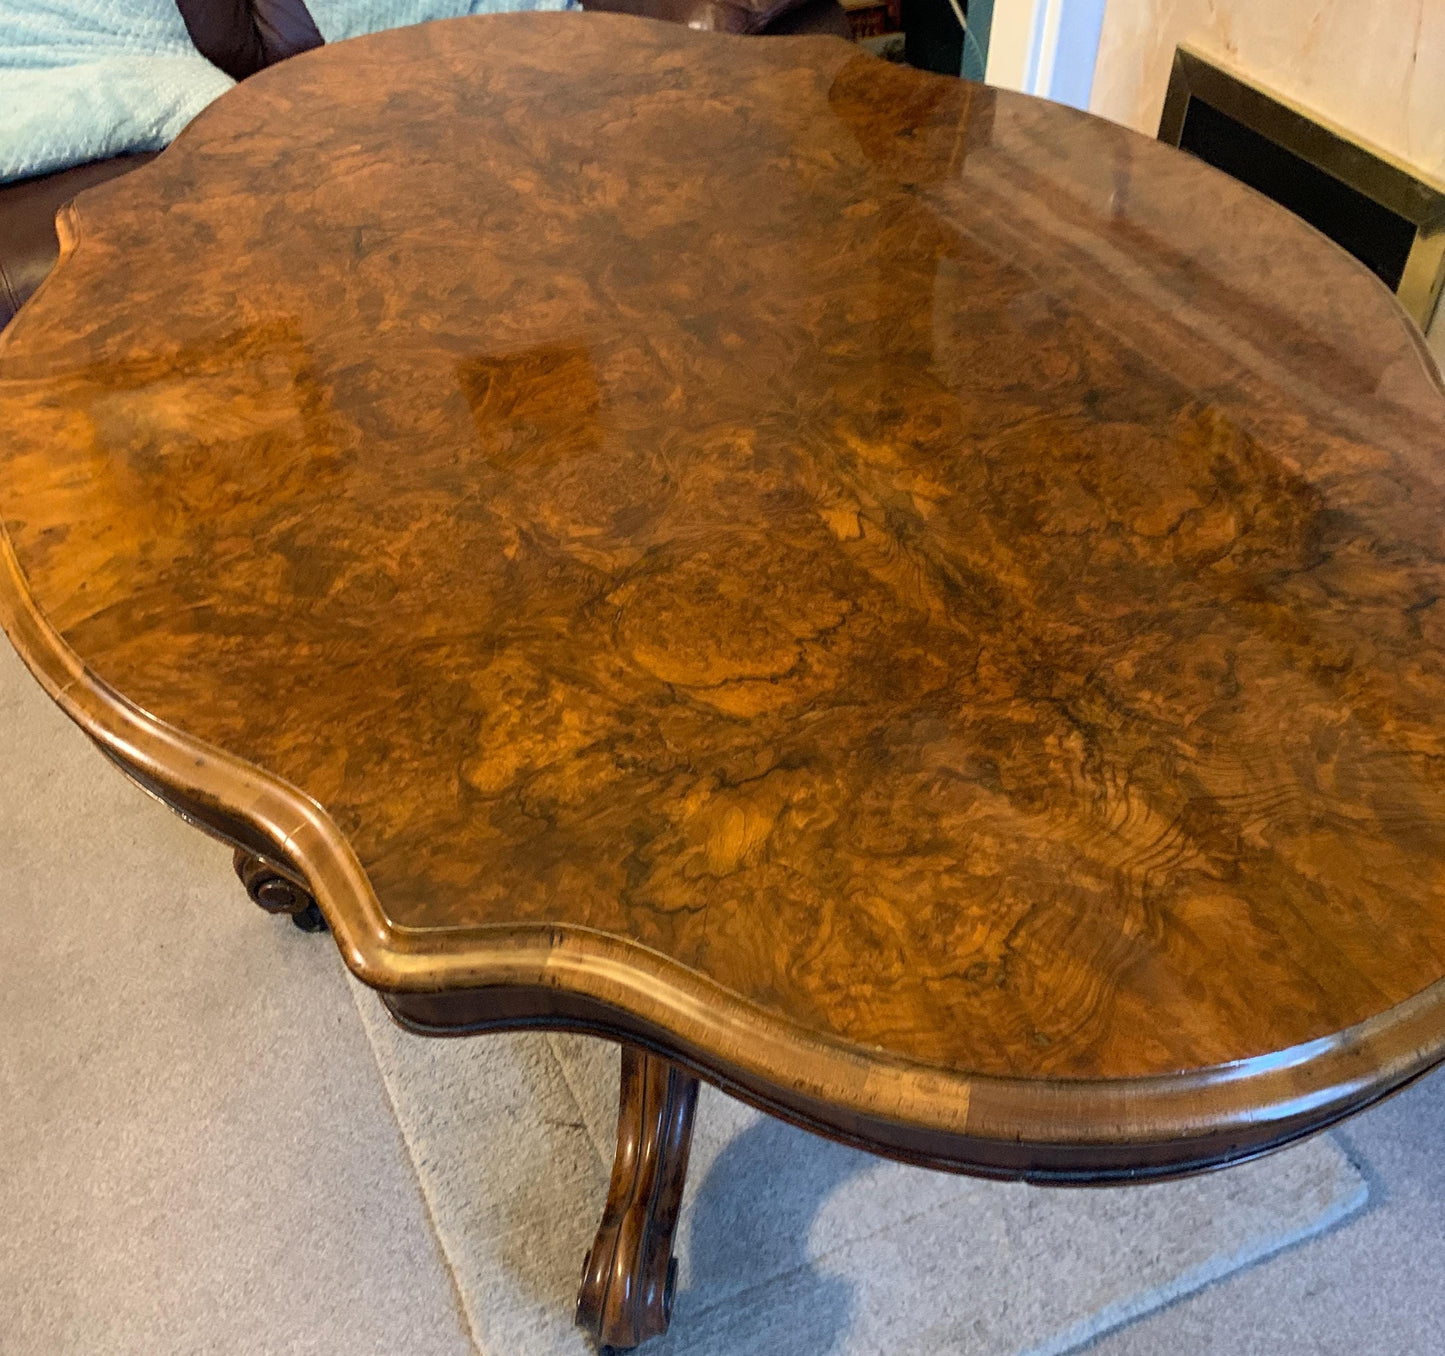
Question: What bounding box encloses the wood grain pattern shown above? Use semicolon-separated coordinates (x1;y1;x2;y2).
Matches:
4;12;1445;1174
576;1047;698;1349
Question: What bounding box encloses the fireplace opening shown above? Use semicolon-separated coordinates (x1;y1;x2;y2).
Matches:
1158;46;1445;333
1178;97;1414;291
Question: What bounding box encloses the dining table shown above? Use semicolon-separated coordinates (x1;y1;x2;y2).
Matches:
4;12;1445;1348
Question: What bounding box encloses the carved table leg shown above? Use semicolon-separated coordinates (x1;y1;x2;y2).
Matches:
576;1046;700;1350
232;848;327;932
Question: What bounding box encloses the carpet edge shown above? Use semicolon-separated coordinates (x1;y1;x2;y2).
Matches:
1025;1141;1371;1356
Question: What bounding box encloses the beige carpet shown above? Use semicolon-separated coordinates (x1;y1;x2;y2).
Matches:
352;991;1368;1356
0;634;473;1355
0;629;1368;1355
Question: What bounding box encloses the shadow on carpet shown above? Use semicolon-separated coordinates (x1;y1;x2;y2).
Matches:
349;983;1367;1356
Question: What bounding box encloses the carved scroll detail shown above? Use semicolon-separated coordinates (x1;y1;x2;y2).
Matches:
232;848;327;932
576;1046;700;1349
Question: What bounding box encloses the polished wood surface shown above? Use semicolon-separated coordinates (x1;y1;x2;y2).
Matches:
576;1048;698;1348
234;849;327;931
4;13;1445;1174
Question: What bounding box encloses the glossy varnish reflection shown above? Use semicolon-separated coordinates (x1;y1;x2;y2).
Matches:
4;13;1445;1175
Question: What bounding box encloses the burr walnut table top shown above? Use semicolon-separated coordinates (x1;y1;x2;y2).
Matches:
5;12;1445;1178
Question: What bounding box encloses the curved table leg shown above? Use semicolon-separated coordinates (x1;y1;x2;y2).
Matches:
577;1046;700;1350
232;848;328;932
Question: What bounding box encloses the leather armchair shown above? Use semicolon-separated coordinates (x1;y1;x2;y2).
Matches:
0;0;849;331
174;0;324;80
581;0;847;36
1;154;159;330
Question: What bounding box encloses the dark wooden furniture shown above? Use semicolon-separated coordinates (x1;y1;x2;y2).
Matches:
0;0;320;333
4;13;1445;1348
0;0;844;334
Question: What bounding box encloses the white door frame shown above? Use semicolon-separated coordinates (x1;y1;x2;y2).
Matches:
983;0;1108;111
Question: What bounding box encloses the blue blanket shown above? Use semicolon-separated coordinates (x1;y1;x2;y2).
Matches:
1;2;233;182
1;1;574;184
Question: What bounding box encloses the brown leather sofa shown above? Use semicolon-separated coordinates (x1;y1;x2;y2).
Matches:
0;0;848;331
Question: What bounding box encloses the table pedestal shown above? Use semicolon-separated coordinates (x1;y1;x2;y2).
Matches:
577;1047;700;1349
233;850;327;932
234;860;698;1347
